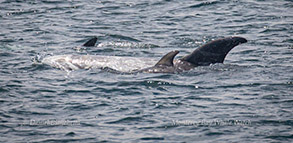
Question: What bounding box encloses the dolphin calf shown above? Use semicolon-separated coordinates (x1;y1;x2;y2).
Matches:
135;50;180;73
42;36;247;73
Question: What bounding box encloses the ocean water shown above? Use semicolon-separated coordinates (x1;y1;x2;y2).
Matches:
0;0;292;142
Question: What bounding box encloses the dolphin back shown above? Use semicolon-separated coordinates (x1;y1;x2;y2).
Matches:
181;37;247;66
137;50;180;73
83;37;98;47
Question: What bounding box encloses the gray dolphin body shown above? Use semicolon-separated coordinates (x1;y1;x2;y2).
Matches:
137;36;247;73
42;36;247;73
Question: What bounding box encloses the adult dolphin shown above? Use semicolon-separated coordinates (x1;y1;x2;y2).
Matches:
137;36;247;73
42;36;247;73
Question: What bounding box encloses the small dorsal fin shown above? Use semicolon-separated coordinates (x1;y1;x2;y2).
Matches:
83;37;98;47
155;50;179;66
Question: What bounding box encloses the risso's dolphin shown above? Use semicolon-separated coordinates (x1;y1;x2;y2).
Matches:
82;37;98;47
136;36;247;73
42;36;247;73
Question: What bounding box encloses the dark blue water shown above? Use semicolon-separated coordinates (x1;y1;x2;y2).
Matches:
0;0;292;142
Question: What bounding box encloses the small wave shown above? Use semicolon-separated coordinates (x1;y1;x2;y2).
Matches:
106;116;143;124
140;137;164;141
188;1;221;9
108;34;141;42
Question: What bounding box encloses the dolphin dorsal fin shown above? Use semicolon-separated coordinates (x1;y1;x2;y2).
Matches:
83;37;98;47
181;37;247;66
155;50;179;66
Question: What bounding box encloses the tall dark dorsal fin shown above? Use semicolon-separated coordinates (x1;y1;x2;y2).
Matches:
83;37;98;47
155;50;179;66
181;36;247;66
